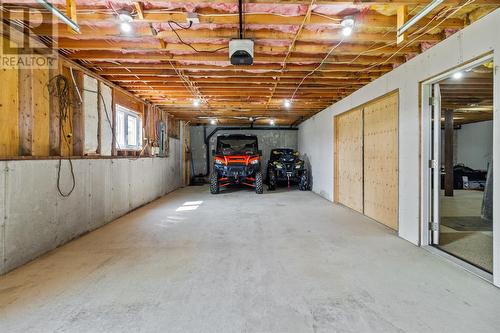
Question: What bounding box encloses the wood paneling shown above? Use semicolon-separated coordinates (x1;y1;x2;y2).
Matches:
334;108;363;213
18;69;33;156
363;92;399;230
0;38;19;157
31;68;50;156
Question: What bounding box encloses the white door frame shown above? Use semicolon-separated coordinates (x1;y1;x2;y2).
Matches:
420;54;495;280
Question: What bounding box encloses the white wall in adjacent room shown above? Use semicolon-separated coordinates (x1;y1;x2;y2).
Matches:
456;120;493;170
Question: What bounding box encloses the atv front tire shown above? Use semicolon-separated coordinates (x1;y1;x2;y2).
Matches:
255;171;264;194
267;170;276;191
299;172;309;191
210;171;220;194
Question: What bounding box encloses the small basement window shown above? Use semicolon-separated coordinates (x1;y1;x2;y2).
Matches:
116;105;142;150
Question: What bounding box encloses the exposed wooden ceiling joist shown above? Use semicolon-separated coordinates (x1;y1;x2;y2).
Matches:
2;0;497;125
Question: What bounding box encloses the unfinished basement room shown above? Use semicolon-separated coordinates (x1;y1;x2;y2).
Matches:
1;0;500;332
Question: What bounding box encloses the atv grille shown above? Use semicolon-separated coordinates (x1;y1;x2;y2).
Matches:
226;157;248;165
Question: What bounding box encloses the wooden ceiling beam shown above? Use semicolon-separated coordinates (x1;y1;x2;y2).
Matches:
56;39;420;55
67;51;405;64
9;9;465;29
35;24;443;44
121;84;358;90
107;75;371;84
89;62;394;72
98;69;381;78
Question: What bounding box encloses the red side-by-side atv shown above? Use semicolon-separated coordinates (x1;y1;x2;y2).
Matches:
210;134;263;194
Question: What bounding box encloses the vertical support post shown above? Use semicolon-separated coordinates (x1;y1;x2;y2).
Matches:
96;81;102;154
71;69;84;156
397;5;408;45
18;68;33;156
444;108;454;197
65;0;78;34
111;89;117;156
49;61;61;156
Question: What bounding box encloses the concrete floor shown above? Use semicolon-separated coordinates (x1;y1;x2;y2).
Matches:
1;186;500;333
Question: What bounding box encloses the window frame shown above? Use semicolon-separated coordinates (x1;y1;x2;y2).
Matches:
115;105;143;150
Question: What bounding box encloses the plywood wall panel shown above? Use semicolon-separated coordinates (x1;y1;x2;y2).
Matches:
334;108;363;213
363;93;399;230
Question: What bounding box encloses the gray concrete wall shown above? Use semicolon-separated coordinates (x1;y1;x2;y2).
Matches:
190;126;298;176
0;138;181;275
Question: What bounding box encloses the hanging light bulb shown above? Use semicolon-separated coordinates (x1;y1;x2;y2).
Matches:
120;21;132;34
193;98;201;107
342;26;353;36
269;119;276;126
341;16;355;37
210;118;217;125
283;99;291;108
118;12;133;34
452;71;463;80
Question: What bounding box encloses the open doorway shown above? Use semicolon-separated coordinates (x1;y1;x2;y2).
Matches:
426;58;494;273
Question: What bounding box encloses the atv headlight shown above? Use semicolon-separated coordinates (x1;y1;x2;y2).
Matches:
274;162;283;169
214;158;224;165
250;159;259;165
295;161;303;169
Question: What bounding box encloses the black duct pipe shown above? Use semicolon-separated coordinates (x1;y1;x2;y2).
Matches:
202;126;299;177
238;0;244;39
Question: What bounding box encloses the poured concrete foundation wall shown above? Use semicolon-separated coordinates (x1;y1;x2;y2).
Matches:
190;126;298;176
0;138;181;275
298;9;500;286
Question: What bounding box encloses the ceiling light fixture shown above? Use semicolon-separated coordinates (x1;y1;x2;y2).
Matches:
210;118;217;125
118;12;133;34
452;71;463;79
269;119;276;126
341;16;355;37
193;98;201;107
397;0;443;37
283;99;291;108
120;22;132;33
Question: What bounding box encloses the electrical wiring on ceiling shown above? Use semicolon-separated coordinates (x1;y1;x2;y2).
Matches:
166;20;229;53
357;0;476;73
290;0;476;106
290;37;345;102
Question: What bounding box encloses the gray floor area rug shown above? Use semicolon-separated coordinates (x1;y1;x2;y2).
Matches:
441;216;492;231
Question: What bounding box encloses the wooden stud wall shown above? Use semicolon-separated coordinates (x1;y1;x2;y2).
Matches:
334;108;364;213
31;68;50;156
0;37;19;156
0;35;182;160
363;93;399;230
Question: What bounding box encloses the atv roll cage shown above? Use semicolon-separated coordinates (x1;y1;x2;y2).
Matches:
210;134;263;194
